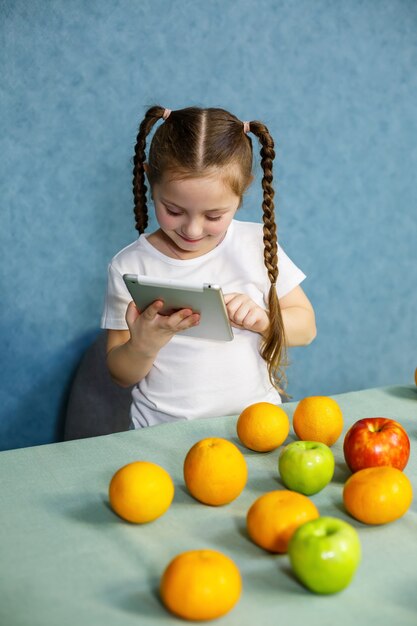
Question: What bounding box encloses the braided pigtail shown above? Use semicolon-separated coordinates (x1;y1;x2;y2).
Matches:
248;120;288;394
132;106;166;233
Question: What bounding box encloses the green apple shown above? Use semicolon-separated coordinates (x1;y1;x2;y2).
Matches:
288;517;361;594
278;441;335;495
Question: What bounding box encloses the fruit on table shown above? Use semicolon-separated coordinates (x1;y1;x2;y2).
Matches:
160;549;242;621
278;441;335;495
292;396;344;446
183;437;247;505
246;490;319;553
237;401;290;452
109;461;174;523
288;517;361;594
343;417;410;472
343;466;413;524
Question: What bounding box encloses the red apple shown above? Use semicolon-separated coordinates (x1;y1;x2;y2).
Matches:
343;417;410;472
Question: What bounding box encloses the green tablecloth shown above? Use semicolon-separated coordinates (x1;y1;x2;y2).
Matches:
1;385;416;626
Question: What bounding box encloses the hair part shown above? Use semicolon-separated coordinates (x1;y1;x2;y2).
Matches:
132;105;288;393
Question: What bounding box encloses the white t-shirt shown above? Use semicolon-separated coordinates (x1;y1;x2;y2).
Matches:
101;220;306;428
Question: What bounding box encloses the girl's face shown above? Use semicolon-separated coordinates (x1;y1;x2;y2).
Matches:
150;172;241;258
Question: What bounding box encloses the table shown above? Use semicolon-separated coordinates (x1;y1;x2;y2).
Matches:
1;385;416;626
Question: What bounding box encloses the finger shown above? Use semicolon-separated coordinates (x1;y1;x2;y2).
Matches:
175;312;200;330
237;309;269;333
243;309;260;327
239;310;261;330
125;300;140;326
229;301;252;325
229;313;259;331
225;299;242;318
142;299;165;321
225;293;248;314
250;314;269;334
164;308;197;329
165;307;193;323
155;308;199;331
223;292;239;304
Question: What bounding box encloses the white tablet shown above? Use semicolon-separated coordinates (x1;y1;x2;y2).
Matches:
123;274;234;342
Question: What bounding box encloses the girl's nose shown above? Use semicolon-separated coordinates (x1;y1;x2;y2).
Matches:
182;219;204;239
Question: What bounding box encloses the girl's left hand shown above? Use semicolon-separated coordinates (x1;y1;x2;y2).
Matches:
223;293;269;335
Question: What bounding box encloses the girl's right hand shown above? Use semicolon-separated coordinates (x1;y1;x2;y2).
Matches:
125;300;200;355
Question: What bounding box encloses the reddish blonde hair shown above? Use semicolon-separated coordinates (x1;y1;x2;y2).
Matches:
132;105;287;393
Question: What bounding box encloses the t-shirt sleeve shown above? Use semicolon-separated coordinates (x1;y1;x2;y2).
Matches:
275;246;306;298
100;263;130;330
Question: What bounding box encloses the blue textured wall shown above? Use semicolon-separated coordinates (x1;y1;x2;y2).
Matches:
1;0;416;451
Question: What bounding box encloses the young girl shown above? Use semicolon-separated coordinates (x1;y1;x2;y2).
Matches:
101;105;316;429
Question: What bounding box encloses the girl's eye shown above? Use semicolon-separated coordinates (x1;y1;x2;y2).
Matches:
166;208;181;217
165;206;222;222
206;215;222;222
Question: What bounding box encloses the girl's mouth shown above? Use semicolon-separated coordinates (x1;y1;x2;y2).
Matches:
177;233;205;243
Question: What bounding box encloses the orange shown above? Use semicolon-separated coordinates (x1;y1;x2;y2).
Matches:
293;396;344;446
343;466;413;525
246;490;319;553
237;402;290;452
160;549;242;621
109;461;174;523
183;437;247;506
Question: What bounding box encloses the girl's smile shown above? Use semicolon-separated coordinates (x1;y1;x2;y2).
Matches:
177;234;205;243
147;173;240;259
